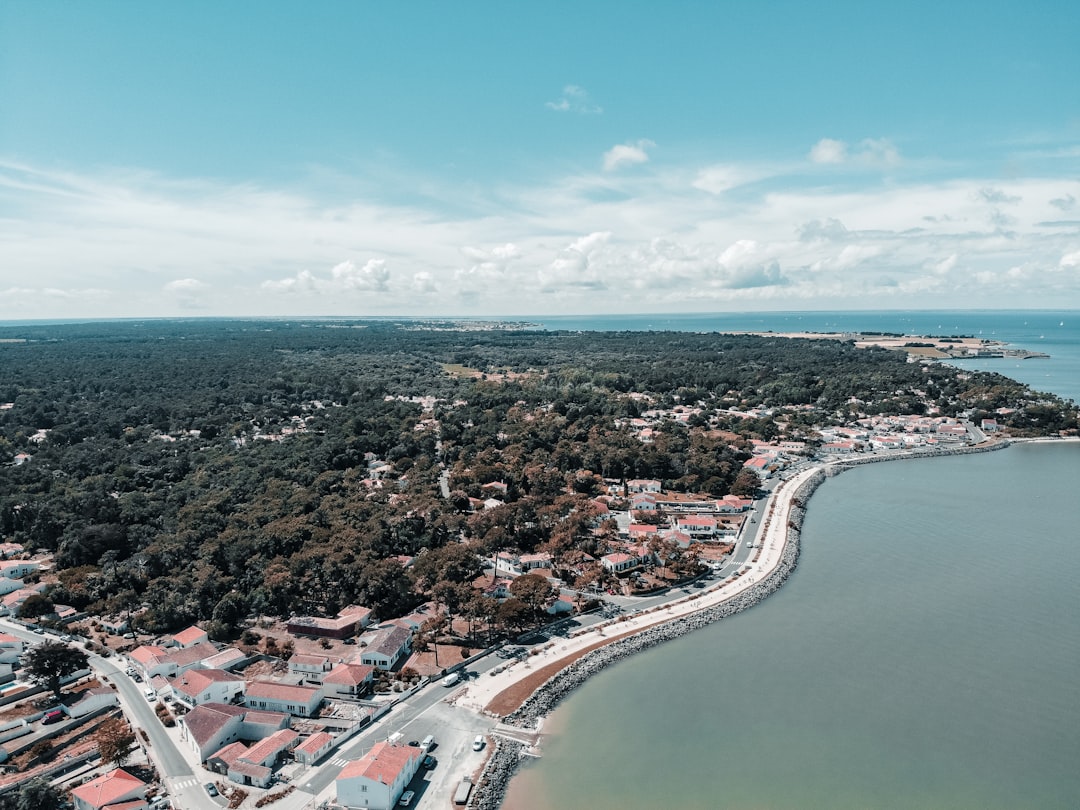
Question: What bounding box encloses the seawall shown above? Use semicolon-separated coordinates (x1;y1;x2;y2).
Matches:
467;471;825;810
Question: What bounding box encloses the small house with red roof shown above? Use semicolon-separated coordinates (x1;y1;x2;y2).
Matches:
294;730;334;765
244;680;324;717
322;662;375;698
336;741;421;810
71;768;147;810
171;625;209;648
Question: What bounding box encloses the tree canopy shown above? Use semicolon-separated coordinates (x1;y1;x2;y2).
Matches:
23;641;88;699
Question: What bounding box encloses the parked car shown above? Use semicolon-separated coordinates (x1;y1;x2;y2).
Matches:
204;783;218;797
423;754;436;769
441;672;460;687
472;735;485;751
398;789;415;806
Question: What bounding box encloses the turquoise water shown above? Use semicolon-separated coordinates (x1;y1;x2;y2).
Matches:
505;442;1080;809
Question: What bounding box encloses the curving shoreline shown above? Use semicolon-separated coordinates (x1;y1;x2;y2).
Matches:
467;438;1020;810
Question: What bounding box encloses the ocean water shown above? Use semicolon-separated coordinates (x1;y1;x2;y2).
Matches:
503;310;1080;810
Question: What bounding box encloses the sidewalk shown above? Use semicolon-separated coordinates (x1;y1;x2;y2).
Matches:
454;465;817;715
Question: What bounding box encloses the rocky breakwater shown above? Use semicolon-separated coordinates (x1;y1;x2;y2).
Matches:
467;470;826;809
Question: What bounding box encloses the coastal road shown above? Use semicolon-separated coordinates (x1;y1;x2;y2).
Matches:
289;680;493;805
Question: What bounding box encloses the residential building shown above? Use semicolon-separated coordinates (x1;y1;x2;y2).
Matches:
287;605;374;640
71;768;148;810
359;626;412;670
336;741;420;810
244;680;324;717
171;625;209;648
288;654;333;682
322;663;375;698
294;731;334;765
172;668;245;709
179;702;290;762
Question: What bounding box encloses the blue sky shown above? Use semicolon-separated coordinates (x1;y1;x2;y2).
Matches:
2;1;1078;319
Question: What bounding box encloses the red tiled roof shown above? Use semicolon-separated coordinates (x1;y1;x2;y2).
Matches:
182;703;247;748
172;625;207;645
324;663;374;686
70;768;146;809
295;731;333;756
246;680;321;703
337;741;418;785
243;728;299;765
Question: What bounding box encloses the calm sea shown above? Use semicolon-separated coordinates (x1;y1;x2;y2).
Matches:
504;311;1080;810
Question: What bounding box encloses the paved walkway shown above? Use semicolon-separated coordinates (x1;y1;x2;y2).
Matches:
453;465;819;716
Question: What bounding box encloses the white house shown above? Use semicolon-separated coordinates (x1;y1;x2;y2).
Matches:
244;680;324;717
180;702;291;762
359;626;412;670
336;741;420;810
322;662;375;698
171;625;209;648
288;654;333;682
294;731;334;765
0;633;24;665
172;668;245;709
0;560;41;580
71;768;148;810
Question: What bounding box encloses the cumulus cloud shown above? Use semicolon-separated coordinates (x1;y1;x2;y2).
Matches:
540;232;612;290
809;138;848;164
797;218;850;242
330;259;390;291
263;261;389;295
603;140;654;171
692;164;759;195
809;137;899;166
261;269;318;294
454;243;520;288
164;278;209;309
545;85;603;114
1049;193;1076;211
715;240;789;289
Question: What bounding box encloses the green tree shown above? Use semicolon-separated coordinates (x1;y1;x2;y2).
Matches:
0;778;64;810
17;592;54;620
22;641;89;699
509;573;555;617
95;716;137;768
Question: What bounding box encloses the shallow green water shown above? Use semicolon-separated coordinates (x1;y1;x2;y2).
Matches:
505;443;1080;809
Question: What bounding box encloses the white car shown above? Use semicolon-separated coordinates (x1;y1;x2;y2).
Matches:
398;790;415;806
472;735;485;751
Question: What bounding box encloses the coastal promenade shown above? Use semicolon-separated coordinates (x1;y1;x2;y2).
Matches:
449;464;824;810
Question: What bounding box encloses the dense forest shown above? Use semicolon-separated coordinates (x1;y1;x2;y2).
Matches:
0;319;1074;637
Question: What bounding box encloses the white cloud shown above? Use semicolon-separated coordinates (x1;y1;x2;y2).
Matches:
809;138;848;164
692;164;759;195
809;137;899;166
3;156;1080;318
262;269;317;294
164;278;206;293
540;232;613;290
330;259;390;291
603;140;654;171
163;277;209;309
545;85;603;114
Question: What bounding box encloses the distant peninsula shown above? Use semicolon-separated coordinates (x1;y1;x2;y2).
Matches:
734;330;1050;359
